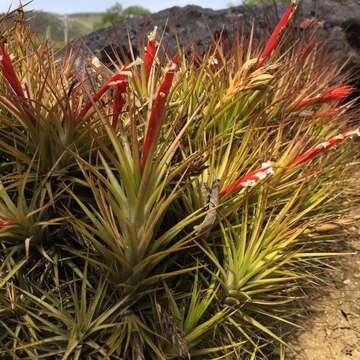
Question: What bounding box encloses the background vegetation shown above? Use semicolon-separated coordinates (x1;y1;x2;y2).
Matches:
93;2;150;29
4;2;151;48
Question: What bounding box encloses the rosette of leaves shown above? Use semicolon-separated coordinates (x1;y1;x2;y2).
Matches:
0;2;359;359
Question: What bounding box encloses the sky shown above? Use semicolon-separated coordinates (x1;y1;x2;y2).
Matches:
0;0;231;14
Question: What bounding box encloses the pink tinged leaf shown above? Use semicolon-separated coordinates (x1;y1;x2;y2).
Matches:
296;85;354;109
315;107;341;118
292;127;360;166
301;38;317;61
257;0;298;69
140;56;179;173
220;162;274;197
112;78;127;130
0;42;24;97
0;219;14;228
78;66;128;120
213;30;229;63
144;27;158;81
299;18;320;29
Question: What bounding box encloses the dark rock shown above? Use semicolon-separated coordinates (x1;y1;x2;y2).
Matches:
73;0;360;83
73;4;278;63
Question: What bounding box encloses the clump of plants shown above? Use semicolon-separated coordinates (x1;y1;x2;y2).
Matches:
0;2;359;358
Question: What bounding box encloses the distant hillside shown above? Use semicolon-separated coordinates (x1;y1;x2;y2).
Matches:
1;7;150;48
24;11;104;47
68;13;104;34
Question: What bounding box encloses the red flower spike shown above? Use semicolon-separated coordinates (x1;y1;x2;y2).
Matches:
140;55;179;173
321;86;354;102
257;0;298;69
292;127;360;166
0;42;25;97
78;66;128;120
220;162;274;197
220;127;360;197
296;85;354;109
144;27;158;81
292;146;330;165
112;78;127;130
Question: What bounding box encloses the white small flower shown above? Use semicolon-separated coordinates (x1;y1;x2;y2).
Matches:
148;26;158;42
317;141;330;149
108;79;126;86
134;57;144;65
91;56;101;68
241;179;257;187
261;161;275;175
169;61;178;71
255;172;268;181
208;56;218;65
345;128;360;138
261;161;272;168
254;161;275;182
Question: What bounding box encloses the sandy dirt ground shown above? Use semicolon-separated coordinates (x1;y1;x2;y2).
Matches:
288;217;360;359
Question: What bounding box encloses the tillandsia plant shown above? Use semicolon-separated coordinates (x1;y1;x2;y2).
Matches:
0;2;359;359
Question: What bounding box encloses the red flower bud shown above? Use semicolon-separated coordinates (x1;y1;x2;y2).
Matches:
257;0;298;69
292;128;360;166
220;162;274;197
78;66;128;120
112;78;127;130
0;42;24;97
141;56;179;173
296;86;353;109
144;27;157;81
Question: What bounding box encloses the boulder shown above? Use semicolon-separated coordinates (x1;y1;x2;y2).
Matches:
73;4;273;62
74;0;360;90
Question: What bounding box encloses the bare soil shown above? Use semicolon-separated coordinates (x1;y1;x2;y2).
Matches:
288;216;360;359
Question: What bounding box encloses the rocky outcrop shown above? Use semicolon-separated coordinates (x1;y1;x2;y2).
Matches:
77;6;270;60
301;0;360;63
74;4;274;62
74;0;360;81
